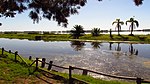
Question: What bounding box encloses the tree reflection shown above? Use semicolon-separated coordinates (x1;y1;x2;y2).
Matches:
115;43;121;51
114;43;122;59
109;42;113;50
70;41;85;51
129;43;138;55
91;42;102;49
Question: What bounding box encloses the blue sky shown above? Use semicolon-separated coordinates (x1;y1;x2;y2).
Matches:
0;0;150;31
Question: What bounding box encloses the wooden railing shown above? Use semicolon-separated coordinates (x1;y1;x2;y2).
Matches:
1;48;150;84
1;48;28;65
29;57;150;84
29;57;69;70
69;66;150;84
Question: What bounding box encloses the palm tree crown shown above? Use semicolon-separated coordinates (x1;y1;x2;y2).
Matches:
112;19;124;35
126;18;139;35
91;28;101;36
70;25;85;39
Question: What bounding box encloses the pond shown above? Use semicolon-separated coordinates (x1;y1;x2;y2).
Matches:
0;38;150;80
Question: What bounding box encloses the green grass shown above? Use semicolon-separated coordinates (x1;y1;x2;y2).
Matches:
0;50;40;83
0;49;148;84
73;75;132;84
0;59;29;81
0;33;71;41
49;71;135;84
0;33;150;43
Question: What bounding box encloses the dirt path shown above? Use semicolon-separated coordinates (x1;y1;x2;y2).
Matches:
35;69;68;84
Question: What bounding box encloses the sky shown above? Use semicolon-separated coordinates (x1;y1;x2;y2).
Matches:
0;0;150;31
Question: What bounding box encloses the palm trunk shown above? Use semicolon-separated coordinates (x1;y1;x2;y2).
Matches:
117;24;120;35
131;29;133;35
131;23;134;35
118;28;120;35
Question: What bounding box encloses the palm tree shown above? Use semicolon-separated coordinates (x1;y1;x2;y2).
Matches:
126;18;139;36
91;28;101;36
70;25;85;39
112;19;124;36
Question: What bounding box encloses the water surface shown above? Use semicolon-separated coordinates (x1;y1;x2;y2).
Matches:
0;38;150;80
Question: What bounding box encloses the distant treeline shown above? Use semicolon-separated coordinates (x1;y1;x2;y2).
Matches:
0;29;150;34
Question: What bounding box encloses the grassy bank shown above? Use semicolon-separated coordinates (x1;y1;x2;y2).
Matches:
0;33;70;41
0;49;137;84
0;33;150;43
80;34;150;43
0;49;69;83
51;71;135;84
0;49;40;83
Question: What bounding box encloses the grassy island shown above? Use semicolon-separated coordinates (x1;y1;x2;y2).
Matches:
0;33;150;43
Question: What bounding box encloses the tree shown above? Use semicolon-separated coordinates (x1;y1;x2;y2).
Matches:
70;25;85;39
112;19;124;36
0;0;143;27
134;0;143;6
126;18;139;36
0;0;87;27
91;28;101;36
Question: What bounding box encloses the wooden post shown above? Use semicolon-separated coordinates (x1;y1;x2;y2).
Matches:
69;66;73;84
15;51;18;62
2;47;4;55
82;70;88;75
35;58;39;70
41;58;46;68
136;77;142;84
29;56;32;60
110;29;112;38
9;50;11;53
47;61;53;70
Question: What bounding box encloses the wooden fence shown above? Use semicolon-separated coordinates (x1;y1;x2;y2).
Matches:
29;57;150;84
1;48;150;84
1;48;28;65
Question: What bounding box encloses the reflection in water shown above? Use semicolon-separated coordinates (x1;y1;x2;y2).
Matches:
70;41;85;51
91;42;102;49
115;43;121;51
109;42;113;50
113;43;122;59
129;43;138;55
112;43;139;59
0;38;149;80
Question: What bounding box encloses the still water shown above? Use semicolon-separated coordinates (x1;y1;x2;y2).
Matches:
0;38;150;80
